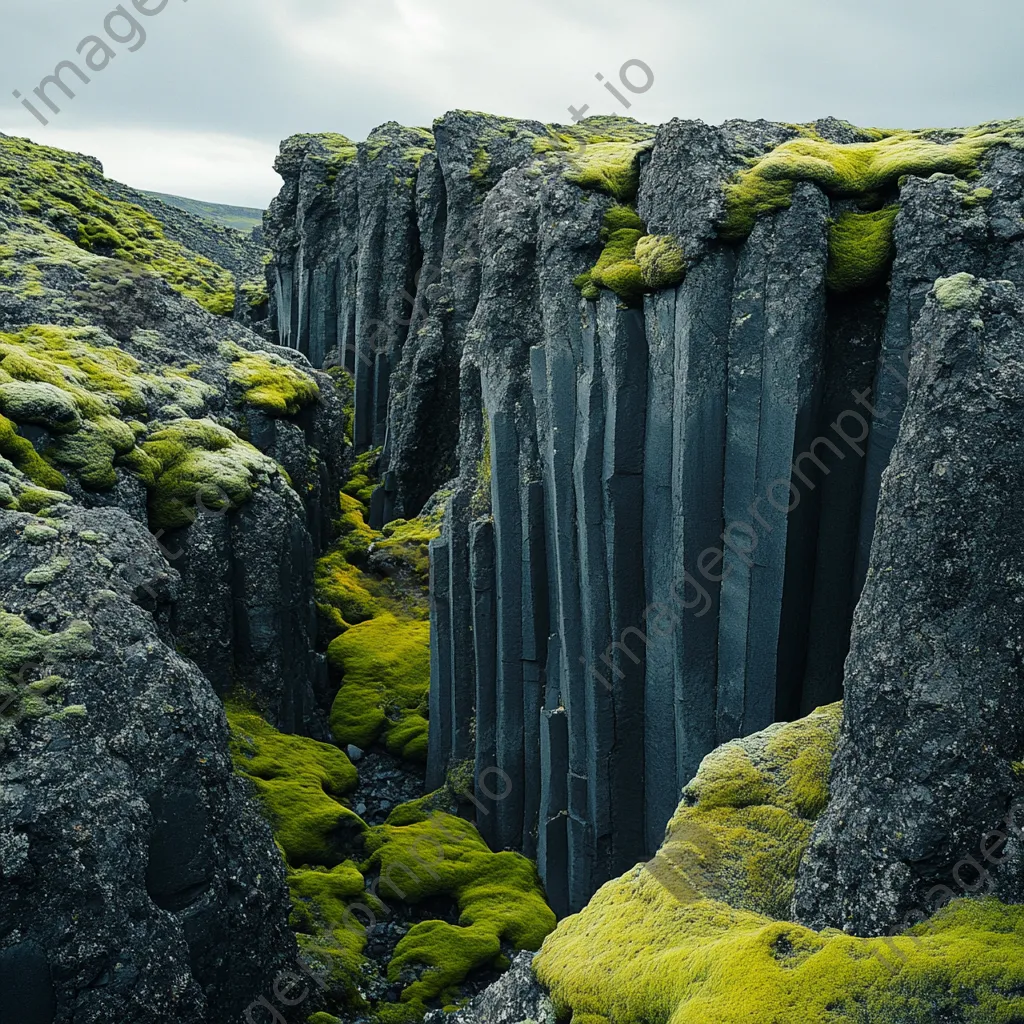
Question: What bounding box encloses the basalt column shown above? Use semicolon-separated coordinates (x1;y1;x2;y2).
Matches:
427;536;453;791
717;183;830;741
470;517;499;847
668;251;736;798
353;126;429;450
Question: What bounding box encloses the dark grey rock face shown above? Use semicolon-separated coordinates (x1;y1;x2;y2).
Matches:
794;276;1024;935
269;112;1024;919
0;503;298;1023
265;134;362;371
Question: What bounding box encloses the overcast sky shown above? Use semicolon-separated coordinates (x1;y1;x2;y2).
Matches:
2;0;1023;208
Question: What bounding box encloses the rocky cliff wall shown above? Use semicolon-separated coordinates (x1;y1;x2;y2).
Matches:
267;114;1024;917
0;131;354;1022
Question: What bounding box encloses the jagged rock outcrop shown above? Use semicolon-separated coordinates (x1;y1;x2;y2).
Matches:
0;132;358;1021
0;141;348;735
0;495;299;1023
794;274;1024;935
268;112;1024;921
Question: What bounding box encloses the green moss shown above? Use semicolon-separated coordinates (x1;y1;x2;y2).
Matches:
720;121;1024;242
388;920;502;1006
634;234;687;290
471;416;492;516
934;272;985;310
0;325;221;494
545;122;655;203
24;556;70;586
227;705;363;868
142;418;285;529
225;343;320;416
468;147;492;184
240;278;270;308
0;381;82;433
365;805;556;1013
537;894;1024;1024
0;612;93;736
14;486;69;514
0;414;66;490
289;860;371;1009
343;448;382;507
826;206;899;293
0;134;237;313
23;522;58;544
534;703;1024;1023
47;415;136;490
375;510;443;584
328;614;430;755
577;206;647;304
316;547;383;635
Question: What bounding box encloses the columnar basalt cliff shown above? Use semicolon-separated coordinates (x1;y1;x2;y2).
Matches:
268;113;1024;917
3;108;1024;1024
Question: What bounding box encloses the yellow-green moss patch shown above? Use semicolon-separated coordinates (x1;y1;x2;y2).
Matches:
934;272;985;311
720;121;1024;242
561;133;654;204
635;233;687;290
227;705;363;868
826;206;899;293
0;325;223;495
536;891;1024;1024
575;206;647;304
225;342;320;417
142;418;286;529
328;614;430;757
0;612;93;737
535;702;1024;1023
365;804;556;1013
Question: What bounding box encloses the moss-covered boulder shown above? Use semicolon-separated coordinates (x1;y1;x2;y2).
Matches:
535;704;1024;1023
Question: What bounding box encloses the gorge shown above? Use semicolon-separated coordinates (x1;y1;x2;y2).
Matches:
0;110;1022;1024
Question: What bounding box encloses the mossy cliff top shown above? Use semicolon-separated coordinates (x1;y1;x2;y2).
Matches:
535;703;1024;1023
573;118;1022;304
0;132;241;314
718;120;1024;243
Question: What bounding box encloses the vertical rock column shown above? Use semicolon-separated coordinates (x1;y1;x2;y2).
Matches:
665;250;736;813
427;536;453;791
540;331;593;905
573;301;614;881
353;126;431;450
716;184;829;741
447;491;476;768
521;480;549;858
470;517;499;847
641;288;676;852
597;296;649;873
488;403;527;850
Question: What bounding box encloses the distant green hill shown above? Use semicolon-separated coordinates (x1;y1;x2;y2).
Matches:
140;191;264;232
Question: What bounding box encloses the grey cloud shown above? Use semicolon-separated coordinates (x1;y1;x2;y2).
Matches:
3;0;1024;202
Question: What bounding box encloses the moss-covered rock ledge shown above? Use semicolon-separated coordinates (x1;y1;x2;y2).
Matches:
534;704;1024;1024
